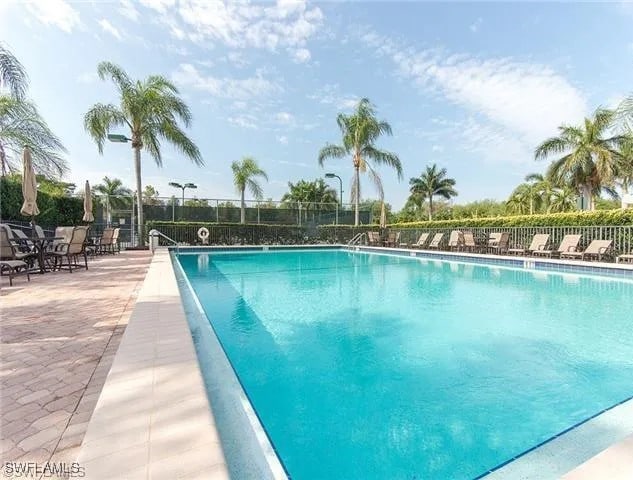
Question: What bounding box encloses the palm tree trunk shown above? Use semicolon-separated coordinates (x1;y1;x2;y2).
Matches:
581;183;594;211
240;188;245;224
134;146;143;246
354;166;360;226
428;195;433;221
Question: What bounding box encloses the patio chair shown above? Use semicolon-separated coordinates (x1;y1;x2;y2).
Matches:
410;233;430;249
533;234;582;258
112;227;121;253
92;228;114;255
488;232;510;255
461;231;478;252
0;224;36;278
50;226;89;272
384;231;400;247
560;239;612;262
0;260;30;286
507;233;550;256
427;233;444;250
447;230;463;251
11;228;36;253
616;252;633;264
367;231;380;246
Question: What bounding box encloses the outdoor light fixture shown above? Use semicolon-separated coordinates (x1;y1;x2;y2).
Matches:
107;133;131;143
324;173;343;225
169;181;197;221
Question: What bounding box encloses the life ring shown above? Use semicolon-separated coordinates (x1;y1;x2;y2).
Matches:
197;227;210;244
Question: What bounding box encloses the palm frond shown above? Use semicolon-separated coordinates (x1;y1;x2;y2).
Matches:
0;44;28;99
83;103;128;153
97;61;132;94
318;144;346;166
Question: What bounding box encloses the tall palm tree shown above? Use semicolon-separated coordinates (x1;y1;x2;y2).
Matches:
94;176;132;225
535;109;625;211
408;164;457;220
318;98;402;226
84;61;203;245
231;156;268;224
616;137;633;207
0;43;28;99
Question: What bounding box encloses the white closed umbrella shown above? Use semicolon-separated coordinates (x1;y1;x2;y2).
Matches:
20;146;40;218
83;180;94;222
379;201;387;229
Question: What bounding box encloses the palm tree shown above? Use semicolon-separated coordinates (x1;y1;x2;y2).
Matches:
84;61;203;245
231;157;268;224
94;176;132;225
548;186;578;213
318;98;402;226
0;43;28;99
408;164;457;220
0;45;67;177
535;109;625;211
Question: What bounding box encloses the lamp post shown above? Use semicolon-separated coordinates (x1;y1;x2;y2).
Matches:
325;173;343;225
168;182;197;221
107;133;140;246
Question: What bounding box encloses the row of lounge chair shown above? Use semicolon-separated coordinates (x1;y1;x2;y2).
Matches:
367;230;633;264
0;224;123;285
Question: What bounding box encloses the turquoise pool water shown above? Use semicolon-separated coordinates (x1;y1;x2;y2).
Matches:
178;249;633;480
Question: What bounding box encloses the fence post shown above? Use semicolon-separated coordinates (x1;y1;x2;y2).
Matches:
257;205;260;225
216;200;219;223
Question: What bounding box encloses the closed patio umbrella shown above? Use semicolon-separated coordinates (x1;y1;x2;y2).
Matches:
379;201;387;229
83;180;94;222
20;146;40;219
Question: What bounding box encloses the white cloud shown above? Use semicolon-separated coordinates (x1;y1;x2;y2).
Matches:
291;48;311;63
98;19;122;40
119;0;140;22
308;84;359;111
228;114;258;129
278;160;310;168
277;135;289;145
139;0;322;60
26;0;81;33
172;63;282;100
362;31;588;157
431;145;444;152
275;112;294;124
77;72;98;84
469;17;483;33
225;51;249;68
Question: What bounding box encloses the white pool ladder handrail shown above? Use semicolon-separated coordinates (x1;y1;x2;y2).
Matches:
348;232;367;246
149;229;180;255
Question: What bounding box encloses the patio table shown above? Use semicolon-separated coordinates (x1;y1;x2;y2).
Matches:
27;236;64;274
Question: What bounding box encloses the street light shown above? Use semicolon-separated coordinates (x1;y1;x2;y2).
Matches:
325;173;343;225
107;133;132;143
107;133;138;246
168;181;197;221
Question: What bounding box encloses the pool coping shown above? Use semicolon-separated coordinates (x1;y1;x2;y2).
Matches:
76;249;230;479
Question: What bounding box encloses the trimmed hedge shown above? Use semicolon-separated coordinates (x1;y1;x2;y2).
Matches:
0;176;86;226
146;221;311;245
320;209;633;230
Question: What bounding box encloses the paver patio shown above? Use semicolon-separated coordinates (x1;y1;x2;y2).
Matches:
1;250;151;472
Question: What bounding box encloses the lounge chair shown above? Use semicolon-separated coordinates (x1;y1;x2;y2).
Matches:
617;253;633;264
447;230;463;251
367;231;380;246
461;231;477;252
533;234;582;258
50;226;89;272
0;260;30;286
410;233;430;249
427;233;444;250
112;227;121;253
560;239;612;261
507;233;550;256
489;232;510;255
384;231;400;247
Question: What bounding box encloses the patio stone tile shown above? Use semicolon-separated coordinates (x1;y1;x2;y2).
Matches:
1;251;151;468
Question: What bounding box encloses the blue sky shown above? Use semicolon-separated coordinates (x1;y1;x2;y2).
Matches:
2;0;632;208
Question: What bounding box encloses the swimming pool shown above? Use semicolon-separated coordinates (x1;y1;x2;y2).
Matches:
177;248;633;479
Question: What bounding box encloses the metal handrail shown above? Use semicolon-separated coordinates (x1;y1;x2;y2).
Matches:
348;232;367;246
149;229;180;255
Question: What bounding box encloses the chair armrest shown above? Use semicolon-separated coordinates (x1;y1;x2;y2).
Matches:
566;246;577;252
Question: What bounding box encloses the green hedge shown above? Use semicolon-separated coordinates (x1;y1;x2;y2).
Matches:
387;209;633;228
0;176;86;226
146;221;311;245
